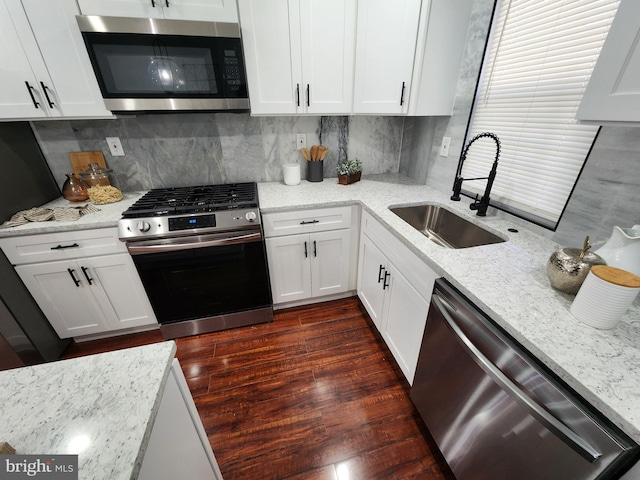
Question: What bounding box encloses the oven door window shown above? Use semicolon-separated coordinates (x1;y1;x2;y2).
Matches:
132;241;271;324
83;33;247;98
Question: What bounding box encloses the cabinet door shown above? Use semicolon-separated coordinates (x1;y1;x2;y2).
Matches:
353;0;421;114
238;0;301;114
310;229;351;297
356;233;387;331
162;0;238;22
299;0;356;114
266;234;312;304
0;0;51;119
383;266;430;384
80;254;157;331
77;0;162;18
15;261;110;338
577;0;640;122
21;0;113;118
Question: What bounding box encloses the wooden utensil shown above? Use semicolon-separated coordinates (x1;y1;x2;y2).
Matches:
310;145;319;161
320;148;328;160
69;151;107;174
301;147;311;161
318;146;328;160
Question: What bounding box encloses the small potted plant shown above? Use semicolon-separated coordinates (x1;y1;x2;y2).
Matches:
336;158;362;185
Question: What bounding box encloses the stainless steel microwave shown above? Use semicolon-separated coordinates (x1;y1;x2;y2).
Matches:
76;16;249;113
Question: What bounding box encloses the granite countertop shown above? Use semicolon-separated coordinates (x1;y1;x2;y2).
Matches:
257;175;640;444
0;342;176;480
0;192;145;238
0;176;638;444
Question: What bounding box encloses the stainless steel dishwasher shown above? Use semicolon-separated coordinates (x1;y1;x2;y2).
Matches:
410;279;639;480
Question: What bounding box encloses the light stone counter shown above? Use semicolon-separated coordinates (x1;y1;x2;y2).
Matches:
1;176;638;444
0;342;177;480
258;175;640;443
0;192;146;238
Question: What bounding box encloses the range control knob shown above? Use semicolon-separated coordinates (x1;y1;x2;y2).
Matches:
245;211;257;222
136;221;151;233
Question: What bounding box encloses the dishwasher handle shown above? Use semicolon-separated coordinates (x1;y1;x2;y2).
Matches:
432;293;603;463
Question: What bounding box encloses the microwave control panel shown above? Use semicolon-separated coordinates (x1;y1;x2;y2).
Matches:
224;50;241;92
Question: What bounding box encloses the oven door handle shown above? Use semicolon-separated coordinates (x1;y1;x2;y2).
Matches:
126;231;262;255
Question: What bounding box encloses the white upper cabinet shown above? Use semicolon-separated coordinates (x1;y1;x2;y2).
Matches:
408;0;474;116
77;0;239;23
353;0;422;115
0;1;49;119
577;0;640;123
237;0;298;114
0;0;112;121
238;0;356;115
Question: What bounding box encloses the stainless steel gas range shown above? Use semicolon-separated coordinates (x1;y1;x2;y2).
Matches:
118;182;273;339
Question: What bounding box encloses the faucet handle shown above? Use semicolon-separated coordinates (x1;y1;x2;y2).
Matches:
451;176;464;201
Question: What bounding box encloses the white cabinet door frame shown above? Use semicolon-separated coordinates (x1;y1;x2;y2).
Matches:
80;254;157;331
15;254;156;339
266;233;312;303
238;0;300;114
383;265;431;383
238;0;355;115
353;0;421;114
299;0;356;114
21;0;112;118
1;0;54;119
577;0;640;123
310;229;351;297
16;260;111;338
2;0;112;121
78;0;238;22
356;232;388;331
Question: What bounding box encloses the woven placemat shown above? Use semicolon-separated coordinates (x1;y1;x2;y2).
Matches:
0;442;16;454
1;204;100;229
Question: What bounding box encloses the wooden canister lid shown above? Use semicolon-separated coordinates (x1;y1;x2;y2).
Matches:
591;265;640;288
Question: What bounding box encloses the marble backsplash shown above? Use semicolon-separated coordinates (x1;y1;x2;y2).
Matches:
31;114;403;193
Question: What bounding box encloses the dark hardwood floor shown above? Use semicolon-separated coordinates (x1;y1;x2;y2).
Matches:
62;297;455;480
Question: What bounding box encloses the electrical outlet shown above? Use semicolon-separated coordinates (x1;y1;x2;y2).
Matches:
106;137;125;156
440;136;451;157
296;133;307;150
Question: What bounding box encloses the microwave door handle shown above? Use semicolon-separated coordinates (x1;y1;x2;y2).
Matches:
127;232;262;255
432;294;603;463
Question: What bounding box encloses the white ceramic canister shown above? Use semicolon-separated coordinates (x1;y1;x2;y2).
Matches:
282;163;301;186
570;265;640;329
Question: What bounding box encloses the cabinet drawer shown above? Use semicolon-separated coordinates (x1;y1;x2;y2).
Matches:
0;228;126;265
262;206;353;237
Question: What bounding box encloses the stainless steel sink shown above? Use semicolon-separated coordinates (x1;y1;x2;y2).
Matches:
390;204;506;249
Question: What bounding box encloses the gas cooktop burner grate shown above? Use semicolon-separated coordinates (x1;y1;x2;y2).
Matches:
122;182;258;218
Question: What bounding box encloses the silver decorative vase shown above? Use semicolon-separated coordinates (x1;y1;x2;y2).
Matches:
547;237;606;295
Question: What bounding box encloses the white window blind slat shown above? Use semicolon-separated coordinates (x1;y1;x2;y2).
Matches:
464;0;619;228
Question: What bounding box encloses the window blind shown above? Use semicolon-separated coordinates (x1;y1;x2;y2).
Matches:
461;0;619;229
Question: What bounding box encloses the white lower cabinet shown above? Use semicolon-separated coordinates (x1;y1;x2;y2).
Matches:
139;358;224;480
16;253;156;338
262;206;358;306
0;228;157;339
357;233;388;329
266;229;351;304
357;211;437;384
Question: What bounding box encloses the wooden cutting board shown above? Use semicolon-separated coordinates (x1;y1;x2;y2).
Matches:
69;151;107;174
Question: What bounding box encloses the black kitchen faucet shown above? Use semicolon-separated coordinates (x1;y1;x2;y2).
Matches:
450;132;501;216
